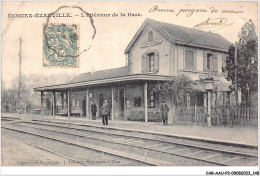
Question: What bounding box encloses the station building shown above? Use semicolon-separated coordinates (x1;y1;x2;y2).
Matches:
34;18;232;125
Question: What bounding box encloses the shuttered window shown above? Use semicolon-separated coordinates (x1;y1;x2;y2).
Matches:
148;53;155;72
204;52;219;73
142;51;159;73
185;50;195;71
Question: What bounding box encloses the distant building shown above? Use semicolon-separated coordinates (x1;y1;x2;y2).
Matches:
34;18;232;124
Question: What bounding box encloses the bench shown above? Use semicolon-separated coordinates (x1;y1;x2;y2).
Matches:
56;109;68;116
56;109;80;117
34;109;41;114
70;112;80;117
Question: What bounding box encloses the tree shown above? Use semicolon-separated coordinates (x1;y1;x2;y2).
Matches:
1;72;76;113
226;19;258;106
151;74;199;106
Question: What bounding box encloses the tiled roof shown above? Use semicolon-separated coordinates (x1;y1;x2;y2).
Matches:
153;19;232;50
68;66;129;84
125;18;232;53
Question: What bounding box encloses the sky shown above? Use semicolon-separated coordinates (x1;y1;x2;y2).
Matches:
1;1;258;88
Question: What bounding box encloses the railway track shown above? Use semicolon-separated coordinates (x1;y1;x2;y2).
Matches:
2;118;258;166
2;127;158;166
1;116;21;122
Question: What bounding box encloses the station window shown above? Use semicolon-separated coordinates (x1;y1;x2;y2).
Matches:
207;53;213;71
148;53;155;72
126;99;130;108
134;97;141;107
76;100;80;107
185;50;195;71
72;100;75;106
148;94;155;108
142;50;159;73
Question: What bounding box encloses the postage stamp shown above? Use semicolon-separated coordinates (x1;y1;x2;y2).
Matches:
43;24;79;67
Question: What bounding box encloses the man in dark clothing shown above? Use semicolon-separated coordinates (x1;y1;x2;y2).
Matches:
91;101;97;120
100;100;109;125
160;100;169;126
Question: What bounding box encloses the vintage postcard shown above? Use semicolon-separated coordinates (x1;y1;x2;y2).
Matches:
1;1;259;175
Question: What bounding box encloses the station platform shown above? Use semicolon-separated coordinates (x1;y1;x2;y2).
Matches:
1;113;258;146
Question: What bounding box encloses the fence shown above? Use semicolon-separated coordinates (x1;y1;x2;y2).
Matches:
211;105;258;127
175;105;258;127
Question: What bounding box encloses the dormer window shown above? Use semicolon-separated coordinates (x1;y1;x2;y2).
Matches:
148;31;153;42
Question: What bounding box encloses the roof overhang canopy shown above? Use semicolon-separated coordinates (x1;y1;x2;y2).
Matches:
34;74;174;92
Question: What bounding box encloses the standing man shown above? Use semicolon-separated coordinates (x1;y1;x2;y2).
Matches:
91;101;97;120
160;100;169;126
100;100;109;125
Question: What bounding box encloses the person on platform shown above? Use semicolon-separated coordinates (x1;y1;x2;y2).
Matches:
91;101;97;120
100;100;109;125
160;100;169;126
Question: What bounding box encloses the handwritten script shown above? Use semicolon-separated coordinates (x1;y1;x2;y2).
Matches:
193;17;233;30
149;5;244;17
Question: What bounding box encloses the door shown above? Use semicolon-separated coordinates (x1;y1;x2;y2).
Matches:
82;98;86;116
119;89;125;118
99;92;104;117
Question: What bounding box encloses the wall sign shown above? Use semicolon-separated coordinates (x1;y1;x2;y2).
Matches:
140;39;162;48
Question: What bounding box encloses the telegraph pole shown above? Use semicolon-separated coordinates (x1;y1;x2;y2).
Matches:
234;42;238;105
18;37;22;113
234;42;239;122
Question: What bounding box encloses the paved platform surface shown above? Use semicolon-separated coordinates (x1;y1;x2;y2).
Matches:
2;113;258;146
1;135;81;166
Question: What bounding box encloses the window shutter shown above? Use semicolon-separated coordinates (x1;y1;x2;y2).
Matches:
222;55;226;72
146;54;150;72
141;54;146;73
203;52;207;71
154;52;159;72
213;54;218;72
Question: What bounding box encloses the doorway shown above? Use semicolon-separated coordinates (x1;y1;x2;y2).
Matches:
98;92;104;117
82;98;86;116
119;89;125;118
